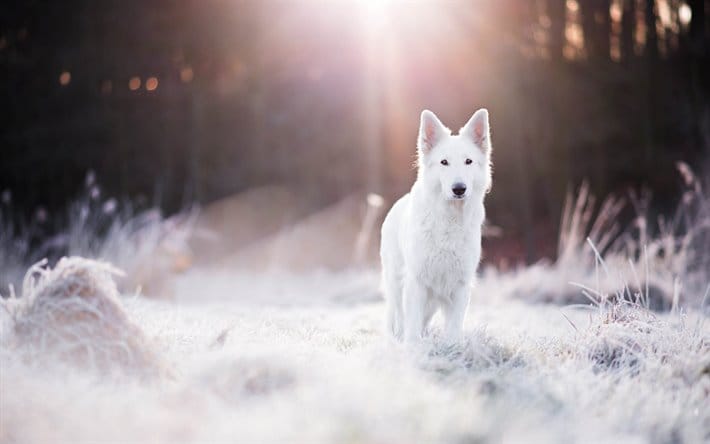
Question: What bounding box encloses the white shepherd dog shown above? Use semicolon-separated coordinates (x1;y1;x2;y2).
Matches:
380;109;492;342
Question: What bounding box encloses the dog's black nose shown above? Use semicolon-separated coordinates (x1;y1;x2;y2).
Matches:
452;183;467;196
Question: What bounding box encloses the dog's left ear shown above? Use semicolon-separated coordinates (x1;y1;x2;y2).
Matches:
460;108;491;155
418;110;448;155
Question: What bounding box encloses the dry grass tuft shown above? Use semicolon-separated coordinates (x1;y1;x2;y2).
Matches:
502;164;710;310
2;257;164;376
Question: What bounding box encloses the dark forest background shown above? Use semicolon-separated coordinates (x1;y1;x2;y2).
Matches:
1;0;709;263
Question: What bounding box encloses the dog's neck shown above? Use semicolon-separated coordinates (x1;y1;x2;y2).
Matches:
440;195;482;222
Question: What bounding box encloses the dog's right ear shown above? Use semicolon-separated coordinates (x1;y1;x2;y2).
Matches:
418;110;448;155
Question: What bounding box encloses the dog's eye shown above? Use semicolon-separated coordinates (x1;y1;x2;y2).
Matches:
440;159;448;166
465;159;473;165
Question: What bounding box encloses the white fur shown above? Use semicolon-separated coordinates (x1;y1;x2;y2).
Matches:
380;109;492;342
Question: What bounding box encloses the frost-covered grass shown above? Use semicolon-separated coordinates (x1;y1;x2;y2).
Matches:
1;260;708;443
1;168;709;443
497;163;710;311
2;257;164;378
0;173;196;296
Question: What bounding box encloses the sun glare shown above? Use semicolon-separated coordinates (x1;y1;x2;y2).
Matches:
361;0;394;24
354;0;443;31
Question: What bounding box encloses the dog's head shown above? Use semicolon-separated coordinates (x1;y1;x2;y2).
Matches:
416;109;492;201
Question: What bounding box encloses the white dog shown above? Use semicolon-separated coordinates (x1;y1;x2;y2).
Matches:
380;109;492;342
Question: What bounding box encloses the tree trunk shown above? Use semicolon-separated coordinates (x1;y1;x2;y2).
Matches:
688;0;705;54
582;0;612;59
621;0;636;60
645;0;659;59
547;0;567;60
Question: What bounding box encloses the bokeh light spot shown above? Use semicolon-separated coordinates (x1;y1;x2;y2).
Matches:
145;77;159;91
128;76;141;91
59;71;71;86
679;3;692;26
180;67;194;83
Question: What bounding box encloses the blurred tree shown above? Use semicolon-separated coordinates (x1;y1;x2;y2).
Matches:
0;0;708;264
547;0;567;60
688;0;705;53
645;0;660;58
621;0;636;60
582;0;612;59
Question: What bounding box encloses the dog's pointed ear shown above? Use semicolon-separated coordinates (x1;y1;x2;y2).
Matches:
418;110;448;154
461;108;491;154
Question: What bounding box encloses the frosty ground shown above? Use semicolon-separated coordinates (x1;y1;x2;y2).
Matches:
1;181;709;443
1;263;708;444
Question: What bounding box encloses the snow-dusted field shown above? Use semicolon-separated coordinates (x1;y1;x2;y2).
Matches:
1;263;708;444
2;175;709;443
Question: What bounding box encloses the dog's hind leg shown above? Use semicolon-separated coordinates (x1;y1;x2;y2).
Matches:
403;278;427;343
422;297;437;337
383;273;403;339
385;299;403;339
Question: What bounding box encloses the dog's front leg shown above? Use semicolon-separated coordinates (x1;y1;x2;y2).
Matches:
443;286;470;342
402;278;427;343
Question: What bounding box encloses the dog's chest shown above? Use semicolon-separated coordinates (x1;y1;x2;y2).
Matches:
408;211;481;290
